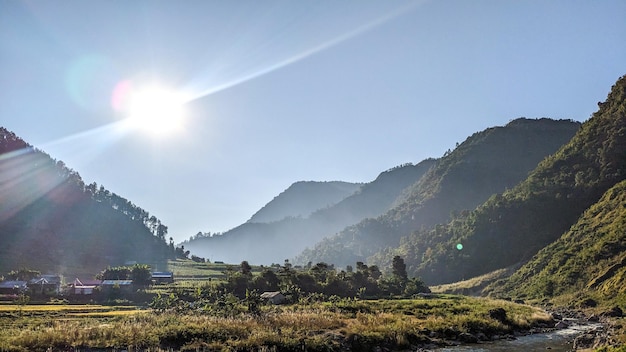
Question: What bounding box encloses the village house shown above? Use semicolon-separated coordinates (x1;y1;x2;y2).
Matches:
151;271;174;284
260;291;286;305
70;278;102;295
100;279;134;294
29;275;62;296
0;281;28;296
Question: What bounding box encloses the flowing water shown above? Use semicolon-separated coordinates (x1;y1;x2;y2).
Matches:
436;323;602;352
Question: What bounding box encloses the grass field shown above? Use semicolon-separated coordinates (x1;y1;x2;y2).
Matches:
0;295;554;352
167;259;229;280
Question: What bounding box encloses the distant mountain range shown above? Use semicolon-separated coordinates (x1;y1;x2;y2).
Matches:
185;73;626;305
184;117;580;266
182;160;436;264
5;73;626;307
247;181;362;224
296;117;581;268
0;129;173;277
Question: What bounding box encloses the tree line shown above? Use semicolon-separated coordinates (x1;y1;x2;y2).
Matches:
209;256;429;301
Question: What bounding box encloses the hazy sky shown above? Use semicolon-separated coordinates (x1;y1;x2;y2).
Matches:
2;1;625;243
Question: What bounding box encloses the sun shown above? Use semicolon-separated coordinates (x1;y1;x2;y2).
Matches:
115;82;187;136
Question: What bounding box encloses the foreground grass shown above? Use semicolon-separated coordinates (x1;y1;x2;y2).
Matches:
0;295;553;352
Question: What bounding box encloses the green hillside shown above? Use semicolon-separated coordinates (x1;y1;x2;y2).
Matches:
395;74;626;285
487;179;626;302
296;117;580;268
0;128;173;277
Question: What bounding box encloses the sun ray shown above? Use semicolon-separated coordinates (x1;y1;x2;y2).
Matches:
184;2;422;104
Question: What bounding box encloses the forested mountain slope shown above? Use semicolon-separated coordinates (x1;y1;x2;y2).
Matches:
487;179;626;301
183;159;436;264
0;128;172;277
389;75;626;285
296;118;581;268
247;181;361;224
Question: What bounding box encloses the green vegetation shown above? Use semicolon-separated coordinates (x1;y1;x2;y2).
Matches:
4;74;626;350
168;259;240;281
161;257;429;302
486;179;626;305
0;260;558;351
0;296;553;352
298;118;580;269
366;75;626;286
0;128;176;277
430;266;520;296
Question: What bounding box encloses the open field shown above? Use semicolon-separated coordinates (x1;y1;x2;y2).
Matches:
167;260;229;280
0;295;554;352
430;266;520;296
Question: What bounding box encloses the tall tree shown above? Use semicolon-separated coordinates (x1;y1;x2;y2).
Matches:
392;256;408;282
240;261;252;277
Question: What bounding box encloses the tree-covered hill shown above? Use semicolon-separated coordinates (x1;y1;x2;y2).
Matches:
183;159;436;264
247;181;361;224
391;74;626;285
486;179;626;301
0;128;173;277
296;118;581;268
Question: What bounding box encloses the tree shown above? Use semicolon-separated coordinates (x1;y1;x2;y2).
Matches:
392;256;408;282
369;265;382;280
7;268;40;281
175;245;190;259
130;264;152;287
191;255;205;263
156;223;168;240
240;261;252;277
254;269;280;291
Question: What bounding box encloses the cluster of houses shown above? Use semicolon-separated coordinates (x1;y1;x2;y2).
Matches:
0;274;63;297
0;272;288;305
0;272;174;299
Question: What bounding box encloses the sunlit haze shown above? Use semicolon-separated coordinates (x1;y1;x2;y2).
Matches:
2;1;626;243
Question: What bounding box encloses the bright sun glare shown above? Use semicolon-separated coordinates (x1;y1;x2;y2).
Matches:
115;82;187;136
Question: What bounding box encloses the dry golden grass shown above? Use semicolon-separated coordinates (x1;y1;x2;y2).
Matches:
0;296;553;352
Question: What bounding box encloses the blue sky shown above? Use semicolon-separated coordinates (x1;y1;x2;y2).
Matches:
2;0;625;243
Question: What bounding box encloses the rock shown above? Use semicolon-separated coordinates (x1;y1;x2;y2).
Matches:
489;308;507;323
458;332;479;343
442;327;457;338
573;333;596;349
550;312;563;321
554;321;569;329
588;314;600;322
580;298;597;308
603;306;623;317
475;332;488;341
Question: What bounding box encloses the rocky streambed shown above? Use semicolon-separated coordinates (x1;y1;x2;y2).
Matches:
415;306;623;351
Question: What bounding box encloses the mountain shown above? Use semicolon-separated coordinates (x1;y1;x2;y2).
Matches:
486;179;626;301
296;118;581;268
183;159;436;264
0;128;172;277
247;181;361;224
392;74;626;285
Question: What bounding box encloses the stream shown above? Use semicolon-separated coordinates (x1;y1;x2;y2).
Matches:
435;323;603;352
